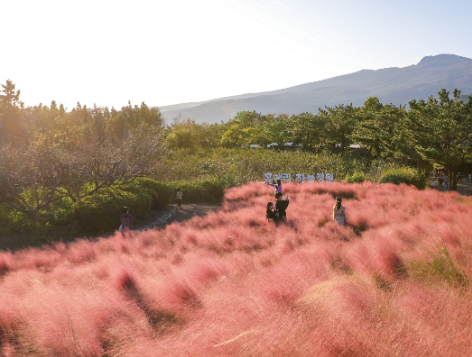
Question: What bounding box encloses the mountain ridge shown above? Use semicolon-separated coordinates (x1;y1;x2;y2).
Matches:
160;54;472;123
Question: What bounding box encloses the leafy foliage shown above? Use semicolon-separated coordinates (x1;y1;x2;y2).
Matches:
73;185;152;232
172;178;229;203
135;178;174;210
379;166;427;189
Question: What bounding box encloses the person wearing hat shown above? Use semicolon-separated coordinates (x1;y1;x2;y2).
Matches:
333;197;346;227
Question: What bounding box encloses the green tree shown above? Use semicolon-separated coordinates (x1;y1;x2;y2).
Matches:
319;104;358;153
402;89;472;190
286;112;325;151
259;114;288;147
220;124;247;147
0;143;70;221
166;117;197;149
0;80;25;147
352;97;406;158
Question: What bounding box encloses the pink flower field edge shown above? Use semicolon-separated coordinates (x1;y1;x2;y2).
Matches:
1;181;472;356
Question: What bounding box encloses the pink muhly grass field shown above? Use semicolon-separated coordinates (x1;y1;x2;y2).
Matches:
1;182;472;356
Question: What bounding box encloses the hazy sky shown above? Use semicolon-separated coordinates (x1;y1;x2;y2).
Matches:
2;0;471;110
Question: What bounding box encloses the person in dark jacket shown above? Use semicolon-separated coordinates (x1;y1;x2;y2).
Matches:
275;192;289;221
266;202;277;221
120;206;134;232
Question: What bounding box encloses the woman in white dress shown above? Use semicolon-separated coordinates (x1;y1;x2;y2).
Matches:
333;197;346;227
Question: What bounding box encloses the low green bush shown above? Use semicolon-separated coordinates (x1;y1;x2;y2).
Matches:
135;178;174;210
44;197;75;226
379;166;427;189
73;185;152;233
345;172;367;183
172;178;227;203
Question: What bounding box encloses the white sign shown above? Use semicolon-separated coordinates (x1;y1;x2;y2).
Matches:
264;173;334;183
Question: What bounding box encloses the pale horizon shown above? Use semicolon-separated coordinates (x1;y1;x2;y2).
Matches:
2;0;472;110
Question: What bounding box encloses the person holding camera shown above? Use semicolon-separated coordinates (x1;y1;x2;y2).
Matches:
268;179;283;195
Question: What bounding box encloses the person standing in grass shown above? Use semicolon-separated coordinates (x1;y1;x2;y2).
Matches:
266;202;277;221
176;187;183;207
444;173;449;191
120;206;134;232
275;192;289;221
268;179;283;195
333;197;346;227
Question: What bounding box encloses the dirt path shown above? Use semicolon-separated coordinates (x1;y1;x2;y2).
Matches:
456;181;472;196
0;203;221;252
172;203;221;223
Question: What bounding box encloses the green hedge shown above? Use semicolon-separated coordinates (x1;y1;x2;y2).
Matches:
135;178;174;210
379;167;427;189
172;178;227;203
73;185;152;233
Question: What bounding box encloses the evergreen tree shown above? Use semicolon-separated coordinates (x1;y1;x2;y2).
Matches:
402;89;472;190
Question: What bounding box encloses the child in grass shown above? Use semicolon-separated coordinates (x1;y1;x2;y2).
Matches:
333;197;346;227
266;202;277;221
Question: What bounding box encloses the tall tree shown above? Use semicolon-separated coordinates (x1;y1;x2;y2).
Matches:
319;104;358;153
402;89;472;190
352;97;406;158
0;80;25;147
286;112;324;151
0;143;70;221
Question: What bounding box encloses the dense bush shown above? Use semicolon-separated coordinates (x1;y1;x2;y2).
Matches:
172;178;229;203
379;166;427;189
135;178;174;210
345;172;368;183
43;197;75;226
73;185;152;232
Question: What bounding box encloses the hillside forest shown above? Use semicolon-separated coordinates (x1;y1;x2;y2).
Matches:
1;79;472;235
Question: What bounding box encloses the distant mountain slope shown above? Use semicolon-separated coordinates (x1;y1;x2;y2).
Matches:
160;54;472;123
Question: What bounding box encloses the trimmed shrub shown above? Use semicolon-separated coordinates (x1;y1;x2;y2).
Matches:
135;178;174;210
73;185;152;233
172;178;227;203
379;167;426;189
133;178;159;208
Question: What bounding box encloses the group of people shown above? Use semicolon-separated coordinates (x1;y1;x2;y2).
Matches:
430;172;449;191
119;183;349;232
265;179;347;227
